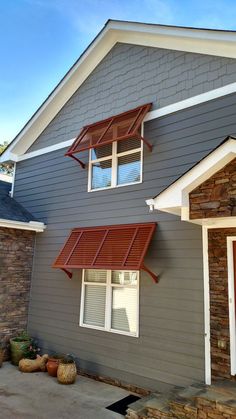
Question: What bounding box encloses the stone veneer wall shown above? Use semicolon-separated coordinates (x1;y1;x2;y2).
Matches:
208;228;236;380
0;227;35;355
189;157;236;219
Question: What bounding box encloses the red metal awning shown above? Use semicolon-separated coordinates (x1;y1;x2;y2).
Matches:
65;103;152;168
53;223;158;282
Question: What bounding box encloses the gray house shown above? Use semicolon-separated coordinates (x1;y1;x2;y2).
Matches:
2;20;236;393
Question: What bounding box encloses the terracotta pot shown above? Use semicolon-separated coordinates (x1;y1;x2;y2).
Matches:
47;358;60;377
57;361;77;384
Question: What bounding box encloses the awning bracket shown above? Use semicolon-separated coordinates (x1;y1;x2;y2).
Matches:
139;135;152;152
70;154;86;169
61;268;73;279
142;264;158;283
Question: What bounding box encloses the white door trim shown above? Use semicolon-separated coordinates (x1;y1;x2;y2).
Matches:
227;236;236;376
202;226;211;385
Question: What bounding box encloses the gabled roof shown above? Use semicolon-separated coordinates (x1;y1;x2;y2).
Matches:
2;20;236;163
0;180;45;232
146;136;236;222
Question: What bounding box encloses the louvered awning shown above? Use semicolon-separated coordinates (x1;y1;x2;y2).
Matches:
53;223;158;282
65;104;152;168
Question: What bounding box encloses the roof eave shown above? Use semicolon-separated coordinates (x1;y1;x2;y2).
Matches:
0;219;46;232
146;136;236;217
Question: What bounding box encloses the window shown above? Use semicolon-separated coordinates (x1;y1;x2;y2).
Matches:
88;137;143;191
80;269;139;337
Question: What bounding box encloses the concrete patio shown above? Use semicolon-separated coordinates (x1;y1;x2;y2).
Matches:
0;362;131;418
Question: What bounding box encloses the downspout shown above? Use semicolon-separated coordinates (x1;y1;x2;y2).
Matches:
10;162;16;198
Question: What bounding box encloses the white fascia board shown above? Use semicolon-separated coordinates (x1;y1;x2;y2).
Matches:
0;150;18;164
148;138;236;215
0;219;46;232
117;28;236;59
0;173;12;183
3;21;236;161
110;21;236;45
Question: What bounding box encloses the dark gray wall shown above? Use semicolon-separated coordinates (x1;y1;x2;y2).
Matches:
28;42;236;152
15;91;236;390
13;41;236;390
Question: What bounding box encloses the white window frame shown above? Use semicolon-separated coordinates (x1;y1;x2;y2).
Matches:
87;125;144;192
80;269;139;337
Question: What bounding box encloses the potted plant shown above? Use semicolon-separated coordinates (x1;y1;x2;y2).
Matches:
57;355;77;384
47;353;65;377
10;331;33;366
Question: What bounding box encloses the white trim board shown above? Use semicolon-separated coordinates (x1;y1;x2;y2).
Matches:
202;226;211;385
16;138;75;162
227;236;236;376
2;20;236;161
0;173;12;183
145;82;236;122
5;81;236;163
0;219;46;232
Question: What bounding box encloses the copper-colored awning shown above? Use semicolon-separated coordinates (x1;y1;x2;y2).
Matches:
53;223;157;282
65;104;152;168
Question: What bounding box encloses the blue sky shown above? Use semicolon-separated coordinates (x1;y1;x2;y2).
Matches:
1;0;236;144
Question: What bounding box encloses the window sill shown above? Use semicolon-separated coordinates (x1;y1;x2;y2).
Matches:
79;322;139;338
88;179;142;193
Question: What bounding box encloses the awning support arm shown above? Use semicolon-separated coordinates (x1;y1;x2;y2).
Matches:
142;264;158;283
61;268;73;279
70;154;86;169
139;135;153;152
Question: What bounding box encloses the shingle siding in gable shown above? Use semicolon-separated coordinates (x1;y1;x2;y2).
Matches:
28;43;236;152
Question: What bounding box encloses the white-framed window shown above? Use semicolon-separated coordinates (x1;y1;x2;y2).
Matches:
80;269;139;337
88;137;143;192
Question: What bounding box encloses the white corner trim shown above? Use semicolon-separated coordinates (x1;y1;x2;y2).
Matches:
227;236;236;376
202;225;211;385
3;20;236;161
16;138;75;162
0;219;46;232
144;82;236;122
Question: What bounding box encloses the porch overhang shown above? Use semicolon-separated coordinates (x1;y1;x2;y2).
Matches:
146;136;236;224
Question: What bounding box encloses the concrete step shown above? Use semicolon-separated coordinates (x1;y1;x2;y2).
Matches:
126;390;177;418
126;394;156;418
126;380;236;418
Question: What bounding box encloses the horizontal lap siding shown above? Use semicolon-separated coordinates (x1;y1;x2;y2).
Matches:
14;74;236;390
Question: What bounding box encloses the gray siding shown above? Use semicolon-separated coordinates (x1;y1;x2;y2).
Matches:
15;91;236;390
28;43;236;152
13;37;236;389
